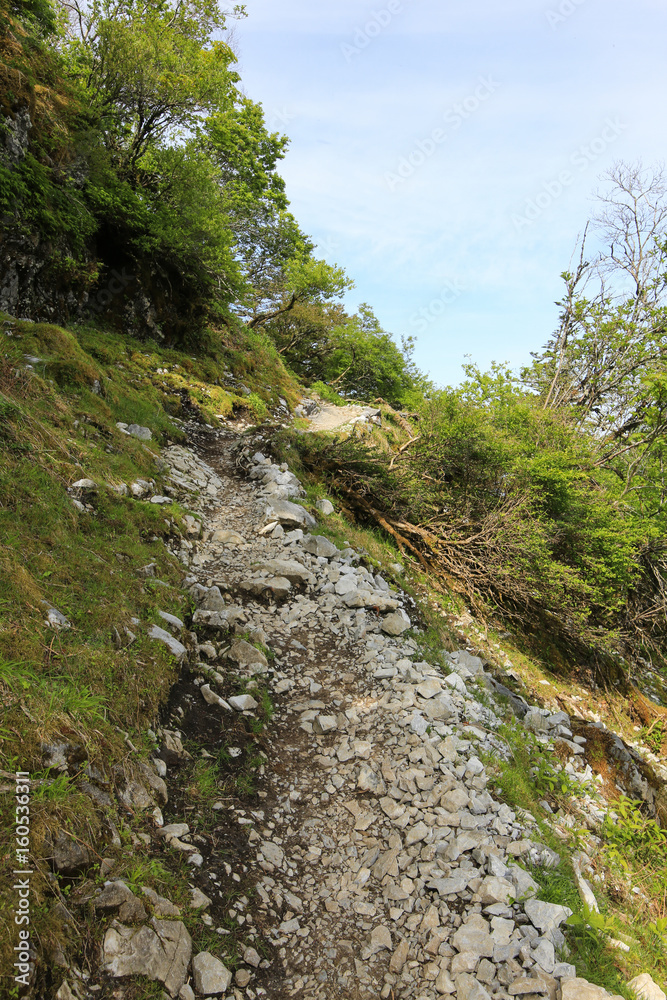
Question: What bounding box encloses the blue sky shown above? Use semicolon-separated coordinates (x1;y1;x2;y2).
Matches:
232;0;667;386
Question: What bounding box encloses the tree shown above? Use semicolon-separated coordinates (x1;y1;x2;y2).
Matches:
59;0;245;174
523;162;667;497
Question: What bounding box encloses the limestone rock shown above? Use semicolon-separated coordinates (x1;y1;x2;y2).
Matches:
126;424;152;440
316;499;335;515
416;677;443;699
211;529;245;545
229;694;259;712
47;830;91;875
627;974;667;1000
254;557;314;584
200;587;226;612
243;946;262;968
102;918;191;996
455;973;492;1000
191;951;232;995
94;881;146;922
479;875;514;905
313;715;338;734
381;610;411;636
451;915;494;957
561;980;624;1000
189;888;212;910
389;938;409;973
367;924;392;955
265;499;317;528
524;898;572;935
148;625;187;660
227;640;268;668
141;887;181;918
200;684;231;711
302;534;339;558
260;841;284;868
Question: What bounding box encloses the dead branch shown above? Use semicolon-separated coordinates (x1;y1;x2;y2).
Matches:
388;435;422;470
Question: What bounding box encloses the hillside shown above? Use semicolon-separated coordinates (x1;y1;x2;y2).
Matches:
4;0;667;998
1;315;667;1000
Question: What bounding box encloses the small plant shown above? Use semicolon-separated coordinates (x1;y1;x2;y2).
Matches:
567;905;618;942
601;796;667;866
641;720;665;754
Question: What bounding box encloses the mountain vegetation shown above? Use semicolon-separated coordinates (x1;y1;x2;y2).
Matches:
3;0;667;680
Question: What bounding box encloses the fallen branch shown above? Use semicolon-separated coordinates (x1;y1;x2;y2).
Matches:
389;435;422;470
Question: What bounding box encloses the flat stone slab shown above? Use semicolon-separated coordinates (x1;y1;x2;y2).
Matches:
264;500;317;528
148;625;186;659
102;918;191;996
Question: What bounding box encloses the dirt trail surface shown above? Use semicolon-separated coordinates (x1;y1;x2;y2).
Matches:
306;402;380;433
92;427;630;1000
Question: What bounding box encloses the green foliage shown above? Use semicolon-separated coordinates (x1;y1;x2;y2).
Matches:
601;795;667;866
295;355;664;667
268;301;422;407
310;380;345;405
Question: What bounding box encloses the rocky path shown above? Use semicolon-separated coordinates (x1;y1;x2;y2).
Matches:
92;427;656;1000
299;401;381;434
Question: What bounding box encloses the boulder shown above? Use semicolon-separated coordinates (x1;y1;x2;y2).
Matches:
627;974;667;1000
126;424;152;440
381;610;411;636
102;918;191;996
264;499;317;528
227;640;268;668
316;499;335;515
302;534;339;558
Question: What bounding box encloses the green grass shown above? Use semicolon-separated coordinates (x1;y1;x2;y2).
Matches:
0;313;303;986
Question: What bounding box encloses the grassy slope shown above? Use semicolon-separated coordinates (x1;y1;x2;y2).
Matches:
0;314;301;987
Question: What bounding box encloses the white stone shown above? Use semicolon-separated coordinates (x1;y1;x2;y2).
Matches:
627;974;667;1000
417;678;443;699
313;715;338;734
228;694;259;712
192;951;232;995
381;610;411;635
260;841;284;868
524;898;572;935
